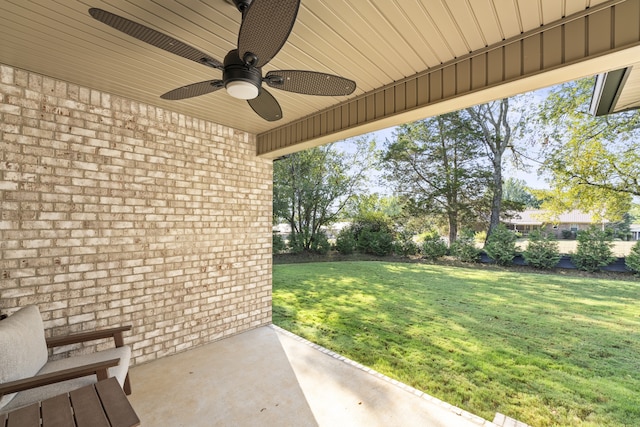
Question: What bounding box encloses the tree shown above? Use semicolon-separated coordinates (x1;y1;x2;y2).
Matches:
483;223;517;266
523;230;560;269
342;193;402;222
466;98;519;239
608;212;632;240
273;138;374;253
502;177;541;209
380;113;490;244
532;185;632;225
534;77;640;218
450;230;481;263
571;227;615;272
342;194;397;256
626;241;640;274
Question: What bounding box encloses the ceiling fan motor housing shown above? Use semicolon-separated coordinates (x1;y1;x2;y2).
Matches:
223;49;262;99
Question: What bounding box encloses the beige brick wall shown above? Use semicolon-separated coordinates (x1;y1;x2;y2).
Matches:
0;64;272;364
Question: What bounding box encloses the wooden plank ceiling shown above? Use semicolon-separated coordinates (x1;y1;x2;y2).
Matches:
1;0;637;152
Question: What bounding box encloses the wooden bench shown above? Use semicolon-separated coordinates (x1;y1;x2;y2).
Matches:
1;377;140;427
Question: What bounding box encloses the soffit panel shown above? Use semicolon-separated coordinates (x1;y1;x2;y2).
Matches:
258;1;640;158
466;0;504;46
614;63;640;111
517;0;543;28
492;0;523;37
0;0;616;136
540;0;563;23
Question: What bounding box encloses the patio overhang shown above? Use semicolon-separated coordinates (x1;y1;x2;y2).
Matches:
590;63;640;116
256;0;640;158
2;1;640;158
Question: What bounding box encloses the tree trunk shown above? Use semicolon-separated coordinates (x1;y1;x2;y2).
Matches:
488;153;503;238
467;98;511;242
448;212;458;246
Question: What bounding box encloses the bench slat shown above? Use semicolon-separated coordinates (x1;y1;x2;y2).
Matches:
69;386;110;427
42;393;75;427
7;403;39;427
96;379;140;427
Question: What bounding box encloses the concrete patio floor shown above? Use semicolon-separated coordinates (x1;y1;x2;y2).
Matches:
128;325;496;426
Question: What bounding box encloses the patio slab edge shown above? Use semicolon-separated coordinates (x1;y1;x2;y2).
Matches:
270;324;497;427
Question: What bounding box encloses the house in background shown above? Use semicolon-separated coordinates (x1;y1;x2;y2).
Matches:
503;209;610;238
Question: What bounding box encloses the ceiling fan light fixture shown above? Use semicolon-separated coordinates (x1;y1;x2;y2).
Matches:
223;49;262;100
226;80;260;99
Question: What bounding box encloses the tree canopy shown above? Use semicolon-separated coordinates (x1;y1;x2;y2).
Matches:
273;137;375;253
502;177;541;209
534;77;639;221
380;113;490;243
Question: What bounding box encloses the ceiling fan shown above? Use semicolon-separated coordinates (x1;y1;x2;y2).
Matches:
88;0;356;121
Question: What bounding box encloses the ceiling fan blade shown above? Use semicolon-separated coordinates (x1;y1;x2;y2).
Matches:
89;8;223;70
247;88;282;121
160;80;224;100
265;70;356;96
238;0;300;68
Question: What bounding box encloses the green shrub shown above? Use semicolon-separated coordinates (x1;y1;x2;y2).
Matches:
393;230;419;256
286;232;330;254
625;240;640;274
450;234;481;263
310;232;331;255
571;227;615;272
523;230;560;269
288;235;305;254
484;224;517;266
561;229;573;239
348;212;396;256
335;229;357;255
358;229;394;256
421;231;448;260
272;233;287;254
350;212;395;239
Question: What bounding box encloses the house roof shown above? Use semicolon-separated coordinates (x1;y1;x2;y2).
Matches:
2;1;640;158
505;209;609;226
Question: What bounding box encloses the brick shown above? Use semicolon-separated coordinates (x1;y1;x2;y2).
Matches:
0;64;271;366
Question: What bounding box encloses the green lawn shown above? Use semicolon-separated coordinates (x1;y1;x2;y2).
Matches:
272;261;640;427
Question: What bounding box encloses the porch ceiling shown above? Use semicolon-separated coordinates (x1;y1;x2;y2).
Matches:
2;1;640;157
590;62;640;116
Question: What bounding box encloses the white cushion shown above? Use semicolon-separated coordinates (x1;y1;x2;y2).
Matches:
0;306;48;409
0;345;131;413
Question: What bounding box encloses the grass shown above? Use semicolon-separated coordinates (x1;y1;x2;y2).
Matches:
272;261;640;427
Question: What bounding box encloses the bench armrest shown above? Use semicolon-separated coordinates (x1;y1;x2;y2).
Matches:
0;358;120;399
46;326;132;348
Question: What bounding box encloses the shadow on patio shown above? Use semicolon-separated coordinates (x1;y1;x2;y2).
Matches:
128;325;494;426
